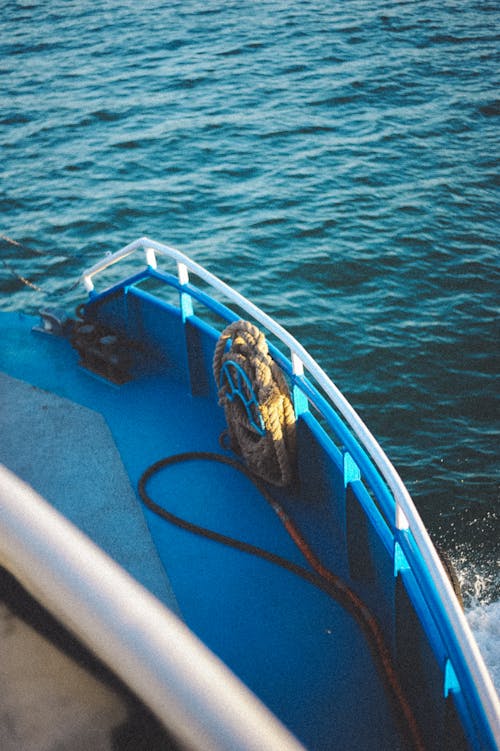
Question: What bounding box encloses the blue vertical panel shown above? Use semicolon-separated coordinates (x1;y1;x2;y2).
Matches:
85;287;128;335
184;316;221;400
126;288;188;385
346;479;397;643
395;571;449;751
293;411;346;575
185;317;212;397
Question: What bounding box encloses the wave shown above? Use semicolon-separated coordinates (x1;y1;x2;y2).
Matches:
466;600;500;692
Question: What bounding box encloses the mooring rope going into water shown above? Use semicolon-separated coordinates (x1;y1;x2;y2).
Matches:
138;451;426;751
0;234;81;296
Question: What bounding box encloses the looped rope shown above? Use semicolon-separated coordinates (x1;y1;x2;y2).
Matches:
213;320;296;487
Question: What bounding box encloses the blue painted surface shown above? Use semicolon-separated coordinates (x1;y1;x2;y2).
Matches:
1;6;498;708
0;267;496;749
0;310;401;749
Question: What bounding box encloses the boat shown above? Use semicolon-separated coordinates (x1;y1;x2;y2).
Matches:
0;236;498;751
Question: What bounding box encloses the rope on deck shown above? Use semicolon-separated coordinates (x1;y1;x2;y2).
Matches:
138;451;426;751
213;320;296;487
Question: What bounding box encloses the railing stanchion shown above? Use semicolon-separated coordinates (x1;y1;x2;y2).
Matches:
145;247;157;269
177;262;193;321
177;262;189;285
291;352;308;417
396;502;409;531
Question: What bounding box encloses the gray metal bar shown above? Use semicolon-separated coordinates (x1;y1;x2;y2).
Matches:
0;465;306;751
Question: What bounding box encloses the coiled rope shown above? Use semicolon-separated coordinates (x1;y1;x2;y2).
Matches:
213;320;296;487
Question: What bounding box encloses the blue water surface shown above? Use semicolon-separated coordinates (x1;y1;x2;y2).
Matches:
1;0;498;613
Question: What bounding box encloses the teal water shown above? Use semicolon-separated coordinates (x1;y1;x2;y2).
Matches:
1;1;498;679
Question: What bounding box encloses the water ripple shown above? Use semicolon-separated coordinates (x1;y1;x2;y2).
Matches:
1;0;498;599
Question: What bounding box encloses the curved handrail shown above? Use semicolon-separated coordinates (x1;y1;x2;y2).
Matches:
0;465;306;751
81;237;499;744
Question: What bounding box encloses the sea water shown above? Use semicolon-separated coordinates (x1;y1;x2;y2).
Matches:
1;1;498;689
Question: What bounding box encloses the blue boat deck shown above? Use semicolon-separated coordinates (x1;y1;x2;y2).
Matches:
0;312;414;750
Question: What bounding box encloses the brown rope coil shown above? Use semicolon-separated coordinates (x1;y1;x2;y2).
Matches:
213;320;297;487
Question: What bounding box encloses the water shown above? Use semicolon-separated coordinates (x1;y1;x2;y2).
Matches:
1;0;498;688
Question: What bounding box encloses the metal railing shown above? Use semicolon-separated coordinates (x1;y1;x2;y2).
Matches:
0;465;306;751
81;237;500;747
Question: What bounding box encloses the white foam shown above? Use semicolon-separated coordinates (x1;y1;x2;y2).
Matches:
450;549;500;693
466;600;500;692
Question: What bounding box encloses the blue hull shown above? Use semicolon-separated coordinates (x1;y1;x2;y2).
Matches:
0;239;498;750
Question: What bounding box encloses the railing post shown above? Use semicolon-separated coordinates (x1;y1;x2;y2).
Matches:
394;540;410;576
177;262;194;322
395;502;409;531
145;246;157;269
291;352;308;417
343;450;360;487
444;658;460;698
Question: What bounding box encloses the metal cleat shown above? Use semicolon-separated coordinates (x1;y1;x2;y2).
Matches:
32;308;71;337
